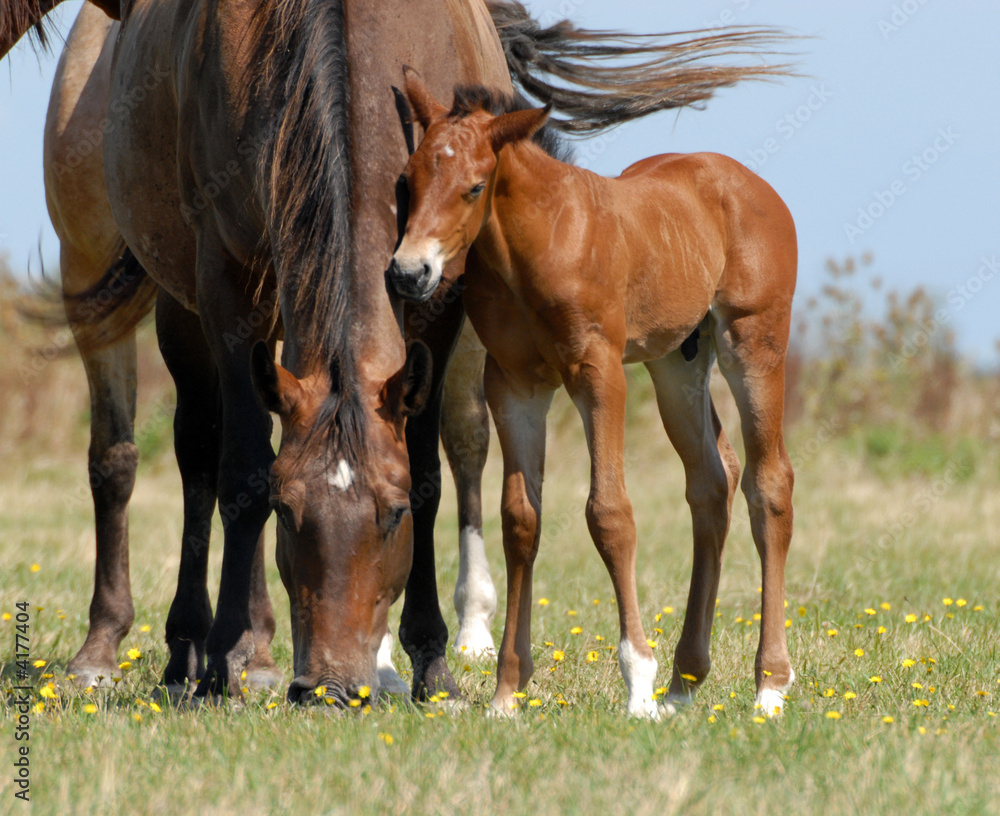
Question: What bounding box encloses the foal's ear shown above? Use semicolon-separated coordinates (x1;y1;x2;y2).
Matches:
488;104;551;153
403;66;448;130
251;340;302;417
382;341;434;420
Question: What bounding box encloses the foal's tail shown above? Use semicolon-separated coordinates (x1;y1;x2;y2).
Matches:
23;239;158;356
488;1;796;135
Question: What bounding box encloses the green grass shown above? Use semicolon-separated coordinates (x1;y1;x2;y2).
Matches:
2;387;1000;815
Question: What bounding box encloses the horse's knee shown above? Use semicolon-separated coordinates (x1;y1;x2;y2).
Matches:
742;452;794;522
501;491;540;563
585;492;635;548
89;441;139;509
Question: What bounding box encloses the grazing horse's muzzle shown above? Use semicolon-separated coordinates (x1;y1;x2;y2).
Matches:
388;245;444;302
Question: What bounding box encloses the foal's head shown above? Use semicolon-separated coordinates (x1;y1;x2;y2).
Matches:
389;69;550;302
251;341;432;705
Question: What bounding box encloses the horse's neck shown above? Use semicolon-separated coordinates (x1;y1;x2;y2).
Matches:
478;142;575;277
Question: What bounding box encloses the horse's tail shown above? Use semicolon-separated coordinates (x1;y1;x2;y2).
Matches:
488;1;796;136
1;0;58;57
23;239;158;356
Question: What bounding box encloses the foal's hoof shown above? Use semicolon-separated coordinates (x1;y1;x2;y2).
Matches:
452;627;497;658
65;665;119;690
755;688;788;717
657;692;693;718
626;696;662;720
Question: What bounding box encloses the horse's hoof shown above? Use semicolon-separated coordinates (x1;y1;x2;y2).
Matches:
657;692;692;717
452;628;497;658
243;667;283;690
66;665;118;690
755;688;788;717
626;696;662;720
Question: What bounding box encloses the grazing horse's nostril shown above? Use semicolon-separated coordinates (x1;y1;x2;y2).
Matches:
421;263;432;281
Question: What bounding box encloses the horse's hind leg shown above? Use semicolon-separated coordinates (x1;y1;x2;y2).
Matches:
64;246;138;688
440;323;496;657
714;306;795;715
644;340;740;710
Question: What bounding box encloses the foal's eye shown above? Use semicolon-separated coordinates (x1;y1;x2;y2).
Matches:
383;504;409;535
467;182;486;199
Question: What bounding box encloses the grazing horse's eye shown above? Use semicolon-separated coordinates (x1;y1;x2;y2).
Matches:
467;182;486;199
383;504;409;535
270;498;291;530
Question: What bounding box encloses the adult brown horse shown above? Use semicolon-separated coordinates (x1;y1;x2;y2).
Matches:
391;73;797;717
6;0;794;704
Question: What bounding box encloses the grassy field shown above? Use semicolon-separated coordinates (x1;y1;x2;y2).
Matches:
2;324;1000;815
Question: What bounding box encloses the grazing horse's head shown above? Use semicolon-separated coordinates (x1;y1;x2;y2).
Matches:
389;68;550;302
251;341;432;705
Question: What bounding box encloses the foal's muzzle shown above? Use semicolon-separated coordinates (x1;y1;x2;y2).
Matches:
387;254;441;302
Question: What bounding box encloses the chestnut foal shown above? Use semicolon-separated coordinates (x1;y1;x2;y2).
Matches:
391;70;797;718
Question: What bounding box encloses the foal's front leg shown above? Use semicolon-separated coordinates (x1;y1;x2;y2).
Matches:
564;345;660;718
483;356;553;713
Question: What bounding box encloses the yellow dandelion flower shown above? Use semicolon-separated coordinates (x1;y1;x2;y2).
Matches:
918;726;927;734
149;702;161;713
923;614;931;622
784;599;789;608
647;640;658;649
567;609;578;616
823;688;836;698
33;702;45;713
592;599;600;606
663;606;674;615
314;685;327;697
905;614;917;623
84;704;98;714
707;715;716;723
570;626;582;635
864;608;876;616
594;635;604;642
348;699;361;708
797;606;807;617
854;648;864;657
118;661;131;670
877;626;887;634
41;673;53;680
956;599;967;607
538;598;549;606
32;659;46;669
128;648;143;661
973;605;983;612
681;673;698;683
512;691;527;699
528;699;542;707
735;617;744;623
826;711;842;720
241;670;247;681
40;685;57;699
132;712;143;722
30;564;41;573
140;624;151;632
752;613;762;622
843;691;857;700
827;629;838;637
379;733;394;745
942;598;953;606
481;670;492;675
752;716;767;724
901;658;916;668
586;651;599;663
267;701;278;710
785;619;792;629
552;650;565;661
976;690;990;697
1;613;10;622
870;676;883;684
730;691;737;698
713;704;725;711
880;602;891;611
912;682;923;690
882;715;894;724
358;686;371;699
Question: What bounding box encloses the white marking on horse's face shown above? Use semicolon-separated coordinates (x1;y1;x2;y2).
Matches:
442;144;455;158
453;526;497;656
326;459;354;491
618;637;660;719
391;238;446;296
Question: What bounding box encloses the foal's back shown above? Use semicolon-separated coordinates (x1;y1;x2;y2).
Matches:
589;151;796;362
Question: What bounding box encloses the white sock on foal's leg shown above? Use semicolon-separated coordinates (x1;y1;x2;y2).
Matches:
376;632;410;697
755;667;796;717
618;637;660;719
452;526;497;656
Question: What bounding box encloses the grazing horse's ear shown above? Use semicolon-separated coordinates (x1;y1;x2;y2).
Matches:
382;340;434;420
251;340;302;417
488;104;551;153
403;66;448;130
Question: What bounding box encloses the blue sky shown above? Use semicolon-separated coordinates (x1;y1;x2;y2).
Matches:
2;0;999;361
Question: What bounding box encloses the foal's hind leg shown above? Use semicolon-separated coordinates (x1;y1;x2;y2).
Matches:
645;344;740;710
715;308;795;715
65;276;138;688
441;323;496;657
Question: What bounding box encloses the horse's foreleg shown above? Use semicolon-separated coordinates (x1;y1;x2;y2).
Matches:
715;308;795;716
645;346;739;709
191;240;275;698
484;356;552;714
65;290;138;688
399;284;466;700
440;322;496;657
565;343;658;718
